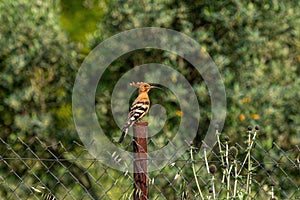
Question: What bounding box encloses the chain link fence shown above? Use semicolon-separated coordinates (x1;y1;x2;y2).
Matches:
0;133;299;199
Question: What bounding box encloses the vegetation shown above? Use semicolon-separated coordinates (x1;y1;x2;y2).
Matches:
93;0;300;148
0;0;299;199
190;126;268;199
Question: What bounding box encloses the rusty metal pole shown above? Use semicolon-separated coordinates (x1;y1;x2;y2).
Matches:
133;121;148;200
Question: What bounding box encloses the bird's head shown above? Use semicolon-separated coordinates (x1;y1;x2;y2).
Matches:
130;82;159;93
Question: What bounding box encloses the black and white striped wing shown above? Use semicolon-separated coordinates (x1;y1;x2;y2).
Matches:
128;100;150;122
118;100;150;143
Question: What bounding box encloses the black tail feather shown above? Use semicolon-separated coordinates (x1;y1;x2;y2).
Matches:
118;128;128;143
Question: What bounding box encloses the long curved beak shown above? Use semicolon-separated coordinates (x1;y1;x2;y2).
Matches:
150;85;161;89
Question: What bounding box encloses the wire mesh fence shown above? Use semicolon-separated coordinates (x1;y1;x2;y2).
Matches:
0;132;299;199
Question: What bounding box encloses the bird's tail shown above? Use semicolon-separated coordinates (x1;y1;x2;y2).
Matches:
31;186;56;200
118;127;129;143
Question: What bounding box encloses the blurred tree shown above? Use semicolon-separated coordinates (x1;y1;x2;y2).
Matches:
91;0;300;148
0;0;79;145
60;0;108;51
0;0;98;198
89;1;300;198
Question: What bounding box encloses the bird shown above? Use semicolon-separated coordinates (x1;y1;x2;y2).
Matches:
118;82;159;143
31;186;57;200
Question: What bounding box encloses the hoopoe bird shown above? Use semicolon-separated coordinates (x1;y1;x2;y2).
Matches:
118;82;159;143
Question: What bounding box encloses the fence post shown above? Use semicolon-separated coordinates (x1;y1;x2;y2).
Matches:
133;121;148;200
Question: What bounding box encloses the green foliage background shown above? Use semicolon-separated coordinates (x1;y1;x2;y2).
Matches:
0;0;299;199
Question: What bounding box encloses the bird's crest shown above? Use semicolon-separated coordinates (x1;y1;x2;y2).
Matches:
130;82;148;87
